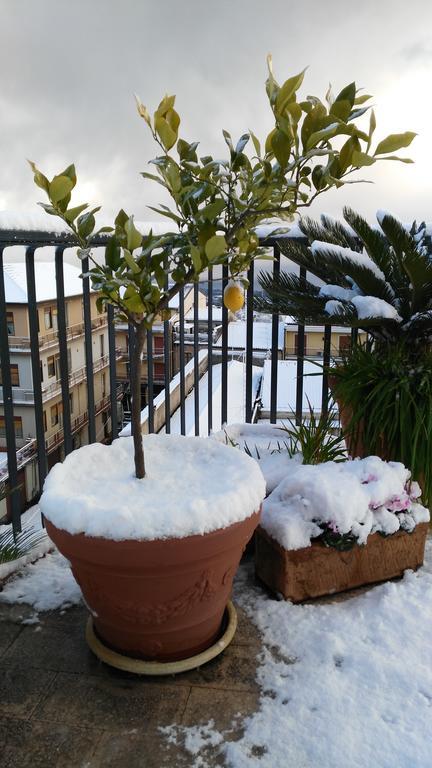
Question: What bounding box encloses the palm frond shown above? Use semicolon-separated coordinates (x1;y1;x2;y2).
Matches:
309;242;396;305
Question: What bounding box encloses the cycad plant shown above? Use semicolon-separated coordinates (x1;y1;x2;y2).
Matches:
257;209;432;505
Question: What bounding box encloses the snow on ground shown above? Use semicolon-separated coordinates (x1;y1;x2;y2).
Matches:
1;517;432;767
0;549;81;612
165;361;262;437
260;358;325;414
166;540;432;768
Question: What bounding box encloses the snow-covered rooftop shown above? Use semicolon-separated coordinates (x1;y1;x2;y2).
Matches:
260;358;324;413
184;306;224;323
215;320;285;350
3;261;86;303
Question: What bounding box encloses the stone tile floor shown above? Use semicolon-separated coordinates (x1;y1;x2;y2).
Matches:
0;579;262;768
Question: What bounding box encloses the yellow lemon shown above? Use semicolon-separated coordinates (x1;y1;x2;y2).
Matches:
224;280;244;312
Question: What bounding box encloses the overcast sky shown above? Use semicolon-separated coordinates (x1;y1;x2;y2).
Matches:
1;0;431;230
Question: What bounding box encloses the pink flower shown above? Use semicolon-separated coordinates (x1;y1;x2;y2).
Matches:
386;494;411;512
362;473;378;484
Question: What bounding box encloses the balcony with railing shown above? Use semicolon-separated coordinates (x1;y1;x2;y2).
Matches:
0;227;345;533
7;314;108;352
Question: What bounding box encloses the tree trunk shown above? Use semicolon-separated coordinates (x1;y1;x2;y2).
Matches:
131;323;146;479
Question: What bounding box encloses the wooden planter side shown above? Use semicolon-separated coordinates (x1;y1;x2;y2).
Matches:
255;523;429;603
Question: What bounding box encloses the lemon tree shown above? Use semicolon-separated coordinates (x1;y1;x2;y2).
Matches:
30;57;415;479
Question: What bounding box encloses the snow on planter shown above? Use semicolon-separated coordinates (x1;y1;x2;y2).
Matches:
261;455;429;551
39;434;266;541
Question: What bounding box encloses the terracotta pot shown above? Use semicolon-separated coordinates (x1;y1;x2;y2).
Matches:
46;509;260;662
255;522;428;602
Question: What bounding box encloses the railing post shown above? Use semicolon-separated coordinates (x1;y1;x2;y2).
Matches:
0;247;21;534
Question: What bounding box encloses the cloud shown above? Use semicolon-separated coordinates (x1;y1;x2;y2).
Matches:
0;0;431;226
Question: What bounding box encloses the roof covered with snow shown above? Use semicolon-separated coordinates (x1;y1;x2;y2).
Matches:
215;320;285;350
3;261;85;303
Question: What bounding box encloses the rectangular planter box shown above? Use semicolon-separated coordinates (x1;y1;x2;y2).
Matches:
255;523;429;603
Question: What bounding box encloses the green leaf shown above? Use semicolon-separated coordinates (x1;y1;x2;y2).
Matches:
367;109;376;153
354;93;372;105
271;129;292;167
28;161;50;193
123;286;145;313
77;212;95;239
125;217;143;251
105;236;121;270
250;130;261;157
65;203;88;223
37;202;57;216
60;164;77;186
351;151;376;167
115;209;129;229
201;199;225;221
374;132;417;156
275;68;307;114
154;114;177;150
306;123;353;150
205;234;227;261
379;156;414;163
49;175;74;203
190;245;201;272
123;249;140;274
333;82;356;107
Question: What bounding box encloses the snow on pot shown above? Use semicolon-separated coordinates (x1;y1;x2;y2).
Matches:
255;455;430;602
40;434;265;664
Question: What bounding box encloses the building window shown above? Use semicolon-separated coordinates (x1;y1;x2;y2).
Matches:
154;362;165;380
6;311;15;336
154;336;164;352
102;372;106;397
99;334;105;358
47;355;56;377
339;335;352;356
69;392;74;413
0;416;23;439
0;364;20;387
43;411;47;432
67;348;72;372
44;308;53;330
50;403;63;427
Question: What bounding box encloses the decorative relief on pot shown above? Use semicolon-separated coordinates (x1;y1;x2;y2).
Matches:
81;570;219;625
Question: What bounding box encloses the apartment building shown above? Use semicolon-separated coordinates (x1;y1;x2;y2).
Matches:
283;317;366;359
0;261;112;513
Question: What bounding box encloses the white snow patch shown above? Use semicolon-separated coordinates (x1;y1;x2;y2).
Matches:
39;434;266;541
319;284;357;302
0;549;82;611
351;295;401;322
311;241;387;282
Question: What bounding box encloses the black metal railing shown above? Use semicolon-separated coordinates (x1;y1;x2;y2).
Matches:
0;228;342;534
